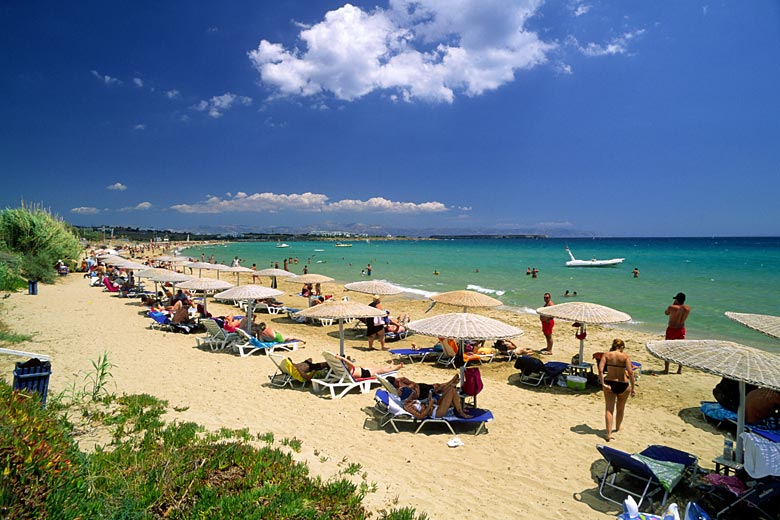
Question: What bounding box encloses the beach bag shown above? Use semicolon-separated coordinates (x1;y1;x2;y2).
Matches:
462;367;483;397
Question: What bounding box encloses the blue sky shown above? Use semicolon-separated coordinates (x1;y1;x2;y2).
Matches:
2;1;779;237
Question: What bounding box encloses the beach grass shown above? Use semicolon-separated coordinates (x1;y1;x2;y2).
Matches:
1;372;429;519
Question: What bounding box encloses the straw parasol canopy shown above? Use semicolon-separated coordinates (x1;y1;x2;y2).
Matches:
221;265;254;286
177;278;233;315
294;300;385;356
407;313;523;341
537;301;631;366
136;268;174;279
183;261;221;278
255;268;296;277
97;254;125;263
289;273;334;284
213;285;284;333
255;267;296;289
646;339;780;463
143;270;194;283
725;312;780;340
344;280;403;296
113;260;149;271
430;290;502;311
536;301;631;324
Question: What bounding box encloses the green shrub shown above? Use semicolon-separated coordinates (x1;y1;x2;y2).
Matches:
0;382;85;519
0;379;430;519
0;203;82;284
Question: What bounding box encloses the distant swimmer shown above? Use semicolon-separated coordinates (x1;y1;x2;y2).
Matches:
526;267;531;276
433;270;440;276
475;268;480;273
564;290;570;297
632;267;639;278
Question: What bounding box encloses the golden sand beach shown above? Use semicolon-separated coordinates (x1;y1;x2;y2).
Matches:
0;261;728;519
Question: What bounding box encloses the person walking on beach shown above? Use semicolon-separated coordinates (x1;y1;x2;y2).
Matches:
540;293;555;355
664;292;691;374
598;339;636;441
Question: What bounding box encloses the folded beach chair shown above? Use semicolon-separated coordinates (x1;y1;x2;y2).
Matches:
196;318;239;352
514;356;569;387
267;353;312;389
372;389;494;435
389;347;438;364
596;444;699;510
311;351;395;399
232;328;299;358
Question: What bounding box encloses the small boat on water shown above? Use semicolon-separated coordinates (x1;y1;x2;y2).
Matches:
565;246;624;267
335;242;352;247
276;242;290;248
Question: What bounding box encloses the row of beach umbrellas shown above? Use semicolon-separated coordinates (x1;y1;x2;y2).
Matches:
105;252;780;464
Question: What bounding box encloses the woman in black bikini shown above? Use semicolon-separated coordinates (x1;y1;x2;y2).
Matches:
598;339;636;441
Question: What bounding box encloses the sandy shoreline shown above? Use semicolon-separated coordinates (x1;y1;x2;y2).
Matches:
0;264;728;519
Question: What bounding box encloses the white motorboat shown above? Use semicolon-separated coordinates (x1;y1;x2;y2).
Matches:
565;246;624;267
334;242;352;247
276;242;290;248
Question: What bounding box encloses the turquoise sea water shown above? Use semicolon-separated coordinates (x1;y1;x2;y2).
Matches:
181;237;780;354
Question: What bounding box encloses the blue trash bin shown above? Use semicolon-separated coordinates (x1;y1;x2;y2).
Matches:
27;279;38;295
13;358;52;407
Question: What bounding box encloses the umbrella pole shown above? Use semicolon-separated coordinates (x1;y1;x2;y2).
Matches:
736;381;746;463
579;324;586;366
245;301;254;334
339;319;345;356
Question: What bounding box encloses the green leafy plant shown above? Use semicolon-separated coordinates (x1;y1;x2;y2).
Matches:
0;203;82;286
0;382;85;518
82;352;114;402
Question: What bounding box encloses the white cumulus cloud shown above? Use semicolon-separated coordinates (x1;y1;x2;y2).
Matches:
570;1;591;17
71;206;101;214
133;77;144;87
120;201;152;212
171;192;448;214
248;1;555;103
165;89;180;99
192;92;253;118
572;29;645;57
107;182;127;191
133;124;146;131
91;70;122;86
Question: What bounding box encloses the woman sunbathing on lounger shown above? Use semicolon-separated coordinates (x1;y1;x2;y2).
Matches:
334;354;402;379
384;312;409;334
292;358;330;381
388;374;460;401
401;384;472;419
255;321;305;344
222;314;244;332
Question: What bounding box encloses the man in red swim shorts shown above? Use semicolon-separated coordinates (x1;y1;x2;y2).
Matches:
540;293;555;354
664;292;691;374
